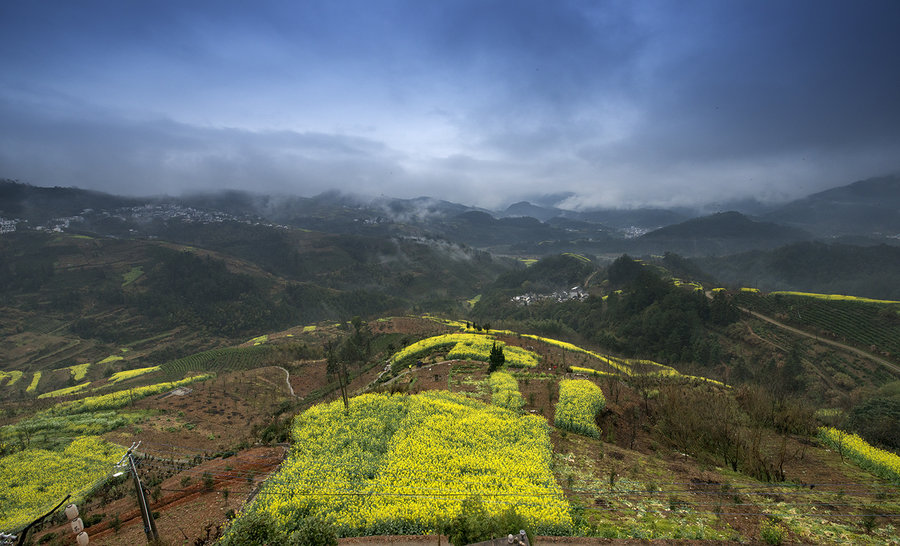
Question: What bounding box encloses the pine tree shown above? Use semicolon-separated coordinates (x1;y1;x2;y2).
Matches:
488;342;505;372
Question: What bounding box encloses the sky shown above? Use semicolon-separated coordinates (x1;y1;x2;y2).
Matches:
1;0;899;210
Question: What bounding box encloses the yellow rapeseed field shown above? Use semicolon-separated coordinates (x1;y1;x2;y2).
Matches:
0;370;24;387
26;371;41;393
554;379;605;439
818;427;900;483
234;391;573;537
489;371;524;411
391;333;538;368
0;436;124;531
107;365;162;384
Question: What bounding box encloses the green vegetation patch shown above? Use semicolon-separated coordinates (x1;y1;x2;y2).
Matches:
771;290;900;305
736;291;900;359
1;410;148;451
121;265;144;286
160;345;279;379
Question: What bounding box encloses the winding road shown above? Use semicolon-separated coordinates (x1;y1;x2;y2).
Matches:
740;307;900;375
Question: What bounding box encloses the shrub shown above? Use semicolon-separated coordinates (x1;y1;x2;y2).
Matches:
760;518;786;545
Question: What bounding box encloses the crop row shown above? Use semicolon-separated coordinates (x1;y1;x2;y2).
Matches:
391;333;539;370
1;410;146;451
569;366;615;378
770;291;900;305
223;391;573;540
107;365;162;384
554;379;606;439
0;370;24;387
37;381;92;399
0;436;124;532
66;363;91;381
489;372;524;411
818;427;900;484
46;374;213;416
738;292;900;358
160;345;278;379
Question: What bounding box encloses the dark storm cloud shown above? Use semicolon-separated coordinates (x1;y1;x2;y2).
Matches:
0;98;407;197
0;0;899;208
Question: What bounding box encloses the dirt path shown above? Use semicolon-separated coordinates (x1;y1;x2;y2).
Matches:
742;307;900;375
705;291;900;376
274;366;296;397
743;323;837;390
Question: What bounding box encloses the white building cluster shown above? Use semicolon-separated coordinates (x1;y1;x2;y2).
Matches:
511;286;588;306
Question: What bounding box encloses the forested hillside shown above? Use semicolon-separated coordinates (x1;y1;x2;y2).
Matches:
695;242;900;300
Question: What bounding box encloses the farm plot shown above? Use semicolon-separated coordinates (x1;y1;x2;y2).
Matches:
390;333;539;370
160;345;279;379
223;391;572;541
489;371;524;411
0;436;125;532
554;379;606;439
736;292;900;360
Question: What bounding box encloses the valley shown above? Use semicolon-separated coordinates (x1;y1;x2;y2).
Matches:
1;180;899;545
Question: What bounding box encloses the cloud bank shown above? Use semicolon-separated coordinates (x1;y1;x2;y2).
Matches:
1;0;899;209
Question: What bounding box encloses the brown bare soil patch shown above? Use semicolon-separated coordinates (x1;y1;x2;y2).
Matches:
34;446;284;546
104;367;294;454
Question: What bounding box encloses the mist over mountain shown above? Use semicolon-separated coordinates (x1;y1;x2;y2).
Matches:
763;175;900;237
2;174;898;258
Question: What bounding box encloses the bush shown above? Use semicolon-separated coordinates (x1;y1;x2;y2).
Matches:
219;510;282;545
760;518;786;545
287;516;338;546
445;496;531;545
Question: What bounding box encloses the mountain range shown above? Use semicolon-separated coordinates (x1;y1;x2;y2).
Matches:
2;174;899;257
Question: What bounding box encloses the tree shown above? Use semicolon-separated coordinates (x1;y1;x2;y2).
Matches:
324;340;349;410
488;342;505;372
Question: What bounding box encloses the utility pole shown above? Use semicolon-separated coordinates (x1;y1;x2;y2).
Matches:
117;442;159;543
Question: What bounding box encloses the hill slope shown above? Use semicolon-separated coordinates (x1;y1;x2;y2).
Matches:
764;175;900;237
633;211;811;255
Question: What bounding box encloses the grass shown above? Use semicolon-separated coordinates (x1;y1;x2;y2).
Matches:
121;265;144;286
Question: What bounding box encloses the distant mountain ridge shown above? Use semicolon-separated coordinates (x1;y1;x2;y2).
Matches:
630;211;812;255
763;175;900;237
3;173;899;256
